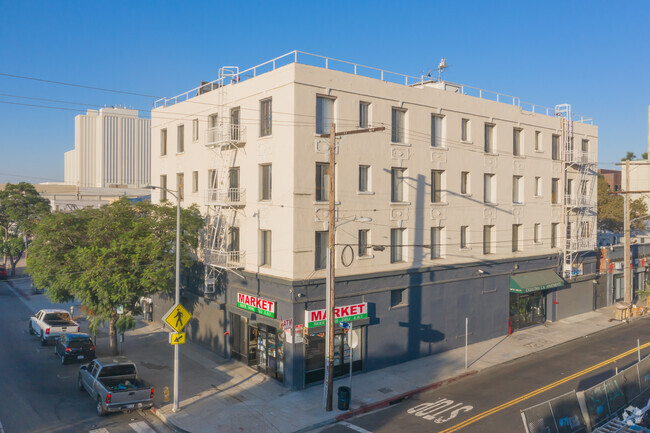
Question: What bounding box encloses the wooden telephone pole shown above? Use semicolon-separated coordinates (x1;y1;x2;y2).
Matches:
320;123;384;411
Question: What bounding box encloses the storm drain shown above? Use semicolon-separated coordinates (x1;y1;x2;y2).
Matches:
378;387;393;394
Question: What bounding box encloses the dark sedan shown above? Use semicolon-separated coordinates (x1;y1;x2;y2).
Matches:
54;333;95;365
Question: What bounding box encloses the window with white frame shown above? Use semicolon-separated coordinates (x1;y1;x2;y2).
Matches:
208;113;218;128
534;223;541;244
460;225;469;249
552;135;560;160
391;167;406;202
582;139;589;152
208;169;217;189
484;124;495;153
513;175;523;204
431;170;444;203
461;171;470;195
391;228;405;263
391;108;406;143
230;108;241;140
177;124;184;153
431;115;443;148
192;171;198;193
315;231;328;270
359;102;370;128
461;118;470;142
431;227;443;259
359;165;370;192
260;230;272;267
160;129;167;156
316;96;333;134
316;162;329;201
512;224;522;252
484;173;495;204
535;131;541;151
260;98;272;137
483;225;494;254
358;229;370;257
513;128;522;156
551;178;560;204
192;118;199;141
259;164;272;201
160;175;167;201
535;177;542;197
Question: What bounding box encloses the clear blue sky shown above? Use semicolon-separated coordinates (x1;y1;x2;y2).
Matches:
1;0;648;184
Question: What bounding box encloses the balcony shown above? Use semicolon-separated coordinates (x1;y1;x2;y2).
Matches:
565;238;597;252
565;194;595;208
205;249;245;270
565;151;596;165
205;188;246;207
205;124;246;148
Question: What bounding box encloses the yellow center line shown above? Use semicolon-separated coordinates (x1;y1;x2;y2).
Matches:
438;342;650;433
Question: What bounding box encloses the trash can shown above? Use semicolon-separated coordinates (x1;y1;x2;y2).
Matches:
338;386;351;411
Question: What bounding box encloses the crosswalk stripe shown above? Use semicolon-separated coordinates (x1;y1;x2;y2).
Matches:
129;421;155;433
88;429;110;433
340;421;373;433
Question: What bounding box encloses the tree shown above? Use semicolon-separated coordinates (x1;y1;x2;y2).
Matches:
643;152;648;160
622;151;637;161
597;175;648;233
0;182;50;276
27;198;203;355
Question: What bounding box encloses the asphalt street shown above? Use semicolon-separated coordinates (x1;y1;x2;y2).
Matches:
319;317;650;433
0;279;171;433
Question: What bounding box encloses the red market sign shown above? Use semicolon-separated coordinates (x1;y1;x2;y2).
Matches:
305;303;368;328
237;292;276;318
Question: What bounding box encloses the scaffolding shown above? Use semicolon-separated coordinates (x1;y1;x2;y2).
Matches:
203;67;247;292
556;103;597;278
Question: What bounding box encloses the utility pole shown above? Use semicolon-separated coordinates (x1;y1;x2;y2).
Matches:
320;123;385;411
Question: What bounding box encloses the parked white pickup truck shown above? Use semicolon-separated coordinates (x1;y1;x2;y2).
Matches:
29;309;80;346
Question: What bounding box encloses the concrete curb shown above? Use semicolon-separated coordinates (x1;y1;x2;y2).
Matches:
150;406;193;433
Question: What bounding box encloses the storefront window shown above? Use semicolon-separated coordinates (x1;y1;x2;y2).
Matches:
305;328;363;384
614;275;624;302
509;292;546;331
229;313;283;382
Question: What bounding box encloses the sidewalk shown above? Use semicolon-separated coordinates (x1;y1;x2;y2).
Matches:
4;269;638;433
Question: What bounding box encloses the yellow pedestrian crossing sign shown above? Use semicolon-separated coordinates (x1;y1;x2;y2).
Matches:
169;332;186;345
162;303;191;333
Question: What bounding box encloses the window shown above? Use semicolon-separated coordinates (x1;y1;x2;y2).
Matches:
359;165;370;192
192;171;198;193
552;135;560;160
483;225;494;254
230;108;241;140
391;168;406;202
460;226;469;249
315;231;328;270
390;288;408;308
461;118;470;142
431;170;444;203
177;124;184;153
391;108;406;143
551;178;560;204
390;228;405;263
535;131;541;151
461;171;469;195
431;227;443;259
484;173;495;204
512;224;521;252
535;177;542;197
160;129;167;156
358;229;370;257
208;113;218;128
580;180;588;196
177;173;184;201
208;169;217;189
192;118;199;141
484;124;495;153
512;175;523;204
567;178;573;196
431;115;443;148
260;98;272;137
160;175;167;201
551;223;558;248
316;96;333;134
359;102;370;128
229;167;240;202
228;227;240;252
260;230;272;266
316;163;330;201
513;128;522;156
534;223;541;244
259;164;272;201
582;139;589;152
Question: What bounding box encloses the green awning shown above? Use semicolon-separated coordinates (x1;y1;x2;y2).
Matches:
510;270;564;294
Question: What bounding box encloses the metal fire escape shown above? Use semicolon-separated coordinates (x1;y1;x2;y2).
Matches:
204;66;247;292
556;103;596;278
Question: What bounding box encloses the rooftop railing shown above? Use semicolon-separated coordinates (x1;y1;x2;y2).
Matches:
153;50;593;124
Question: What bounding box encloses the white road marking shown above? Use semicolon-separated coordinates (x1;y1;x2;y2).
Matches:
89;429;110;433
0;416;4;433
129;421;155;433
340;421;373;433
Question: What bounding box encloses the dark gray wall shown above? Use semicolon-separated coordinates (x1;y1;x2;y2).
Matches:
556;279;595;320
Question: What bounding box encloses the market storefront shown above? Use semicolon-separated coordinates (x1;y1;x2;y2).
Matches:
304;302;368;385
509;270;564;331
229;292;284;382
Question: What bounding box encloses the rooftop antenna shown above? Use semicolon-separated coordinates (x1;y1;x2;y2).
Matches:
437;58;448;81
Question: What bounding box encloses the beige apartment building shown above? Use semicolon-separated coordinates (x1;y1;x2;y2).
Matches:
150;52;598;389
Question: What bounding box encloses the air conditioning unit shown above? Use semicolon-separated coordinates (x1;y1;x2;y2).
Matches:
614;262;624;270
204;278;216;294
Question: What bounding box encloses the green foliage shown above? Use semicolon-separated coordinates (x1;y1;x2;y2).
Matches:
27;198;203;353
115;316;136;333
643;152;648;160
598;175;648;233
87;316;106;338
622;151;637;161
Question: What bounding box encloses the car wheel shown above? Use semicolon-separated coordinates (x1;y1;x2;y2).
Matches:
96;400;107;416
77;375;84;392
60;353;67;365
40;332;47;346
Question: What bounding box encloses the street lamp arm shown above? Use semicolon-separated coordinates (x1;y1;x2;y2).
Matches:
630;214;650;223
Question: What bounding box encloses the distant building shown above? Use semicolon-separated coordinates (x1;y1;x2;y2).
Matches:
598;169;621;191
64;107;151;188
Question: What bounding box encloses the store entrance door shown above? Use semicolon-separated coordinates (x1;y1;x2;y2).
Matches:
253;324;283;381
509;292;546;331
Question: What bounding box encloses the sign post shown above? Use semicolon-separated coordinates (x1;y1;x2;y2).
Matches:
162;302;192;412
